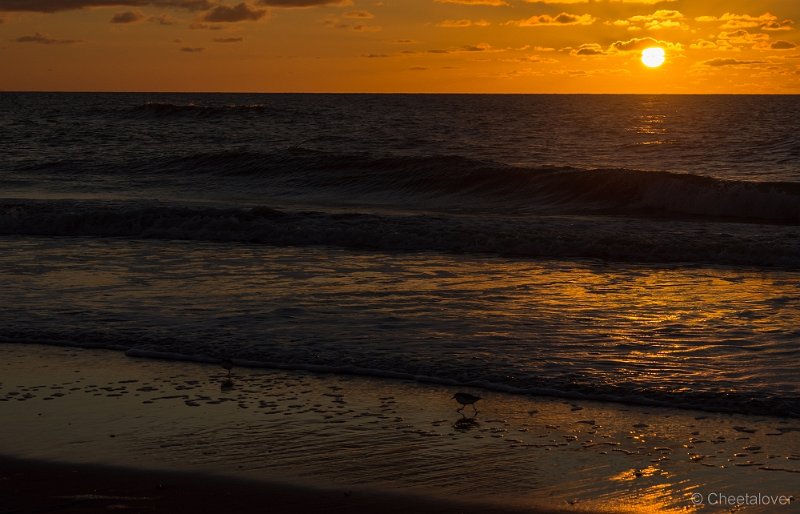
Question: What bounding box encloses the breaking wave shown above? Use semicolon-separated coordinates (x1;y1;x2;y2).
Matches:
16;149;800;224
1;199;798;268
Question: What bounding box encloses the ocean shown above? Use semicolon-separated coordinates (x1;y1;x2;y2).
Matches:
1;92;798;418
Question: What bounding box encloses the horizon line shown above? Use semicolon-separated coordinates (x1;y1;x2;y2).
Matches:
1;90;797;96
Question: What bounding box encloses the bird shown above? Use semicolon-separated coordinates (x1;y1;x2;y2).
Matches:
220;358;235;389
220;358;234;379
452;392;482;415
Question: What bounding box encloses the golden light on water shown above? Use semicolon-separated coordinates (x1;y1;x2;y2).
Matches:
641;48;666;69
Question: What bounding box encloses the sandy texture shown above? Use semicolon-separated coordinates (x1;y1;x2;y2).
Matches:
0;455;556;514
0;344;798;513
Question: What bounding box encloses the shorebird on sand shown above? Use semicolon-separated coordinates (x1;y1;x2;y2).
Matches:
452;392;482;415
220;358;235;390
220;358;234;380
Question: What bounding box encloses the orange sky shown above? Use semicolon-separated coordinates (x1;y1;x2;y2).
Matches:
1;0;798;92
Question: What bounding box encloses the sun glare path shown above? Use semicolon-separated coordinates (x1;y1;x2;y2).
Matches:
641;47;666;68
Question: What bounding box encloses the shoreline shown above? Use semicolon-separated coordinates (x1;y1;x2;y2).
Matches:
1;343;798;513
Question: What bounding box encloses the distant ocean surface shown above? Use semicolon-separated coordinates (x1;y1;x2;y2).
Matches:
1;93;798;417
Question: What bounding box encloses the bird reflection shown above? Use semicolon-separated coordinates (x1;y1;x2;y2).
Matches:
453;416;480;431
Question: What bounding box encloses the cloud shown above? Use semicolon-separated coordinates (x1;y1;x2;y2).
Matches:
181;46;204;52
14;32;81;44
610;9;685;31
702;58;766;66
202;2;266;22
322;14;380;31
435;0;508;5
257;0;351;6
437;18;490;28
110;10;144;22
716;29;768;48
526;0;675;3
510;12;595;27
689;39;716;50
771;40;797;50
761;19;795;31
0;0;210;12
460;42;495;51
509;54;558;63
609;36;680;52
343;10;372;19
213;36;244;42
351;24;380;32
571;43;605;55
695;12;794;32
149;13;176;24
189;22;222;29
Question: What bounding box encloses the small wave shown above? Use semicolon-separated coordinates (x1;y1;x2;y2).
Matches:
1;334;796;418
0;199;798;268
128;150;800;224
12;149;800;224
126;102;270;118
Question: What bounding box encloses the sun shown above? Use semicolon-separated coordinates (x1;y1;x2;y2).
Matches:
641;47;666;68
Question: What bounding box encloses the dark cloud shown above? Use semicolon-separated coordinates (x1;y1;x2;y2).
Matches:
771;40;797;50
213;36;244;42
154;0;209;8
110;10;144;22
0;0;210;12
350;24;380;32
202;2;266;22
257;0;349;6
14;32;81;44
511;12;595;27
181;46;204;52
703;58;766;66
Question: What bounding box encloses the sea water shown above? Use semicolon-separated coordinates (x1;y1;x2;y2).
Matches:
1;93;798;417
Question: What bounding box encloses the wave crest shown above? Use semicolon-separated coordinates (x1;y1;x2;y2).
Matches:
150;150;800;224
1;199;798;268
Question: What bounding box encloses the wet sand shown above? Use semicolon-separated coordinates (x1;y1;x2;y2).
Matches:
0;343;798;513
0;455;552;514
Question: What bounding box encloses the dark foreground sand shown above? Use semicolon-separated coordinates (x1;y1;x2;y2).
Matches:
0;455;562;514
1;344;798;514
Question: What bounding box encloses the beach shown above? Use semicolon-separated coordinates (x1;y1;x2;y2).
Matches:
1;343;798;513
1;92;799;513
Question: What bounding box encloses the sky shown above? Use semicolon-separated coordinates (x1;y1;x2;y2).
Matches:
1;0;799;93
